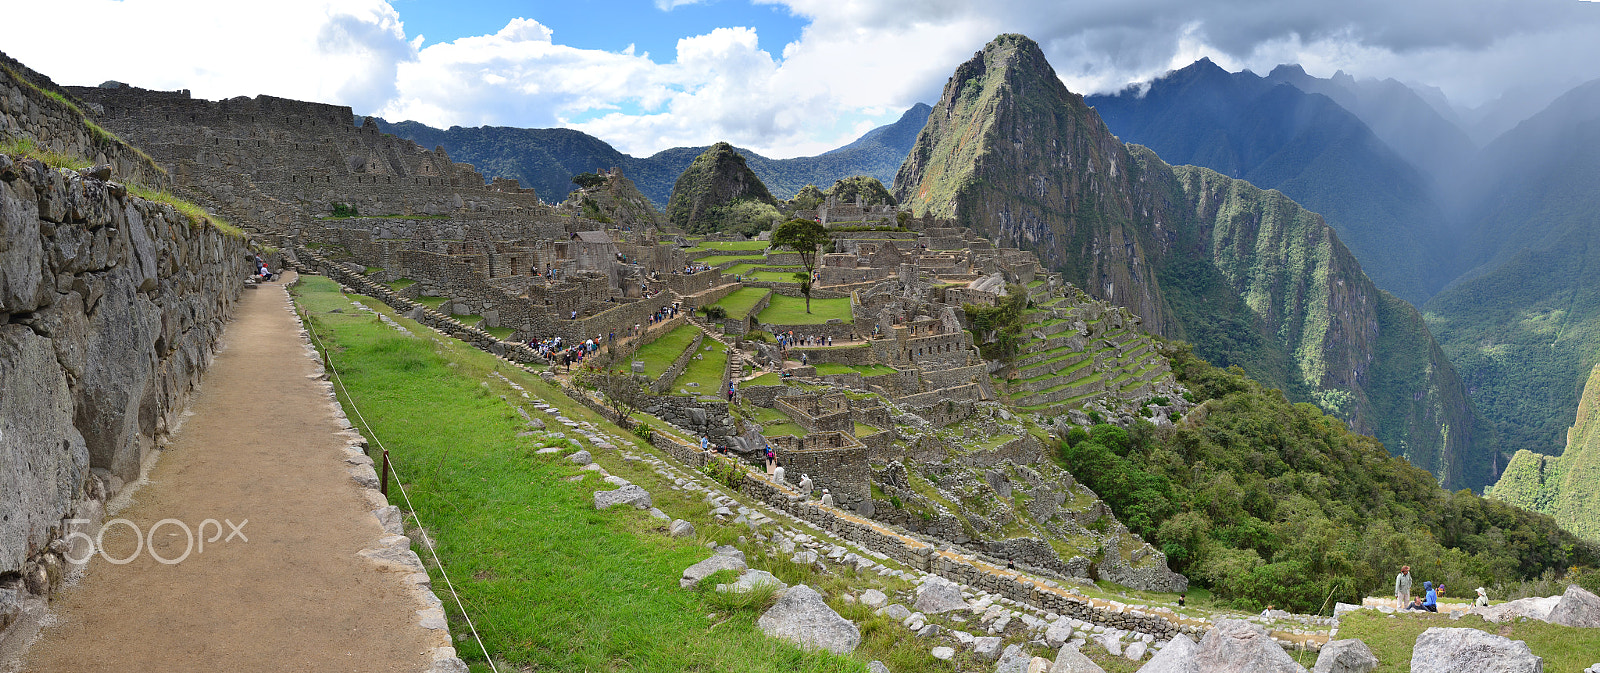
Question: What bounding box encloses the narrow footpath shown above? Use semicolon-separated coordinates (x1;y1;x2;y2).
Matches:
16;274;435;672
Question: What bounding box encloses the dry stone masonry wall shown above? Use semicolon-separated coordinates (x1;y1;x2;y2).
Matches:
0;152;249;624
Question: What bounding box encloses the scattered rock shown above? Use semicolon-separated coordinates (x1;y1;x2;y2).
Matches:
1411;627;1541;673
791;550;818;564
1547;584;1600;628
974;636;1004;660
718;569;788;594
757;584;860;655
860;588;888;609
915;579;969;614
876;603;912;621
1124;640;1148;661
1468;595;1560;623
868;662;890;673
932;647;956;661
1135;633;1196;673
1193;619;1305;672
1046;620;1075;647
679;551;747;588
668;519;696;538
568;450;592;465
996;643;1032;673
593;484;651;510
1312;639;1377;673
1052;644;1107;673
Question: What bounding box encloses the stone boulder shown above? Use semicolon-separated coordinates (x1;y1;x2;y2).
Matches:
914;579;968;614
668;519;695;538
1193;620;1305;672
1546;584;1600;628
995;643;1031;673
1053;644;1108;673
679;550;747;588
1311;639;1377;673
974;636;1004;660
1468;595;1560;624
593;484;651;510
1410;627;1542;673
876;603;912;621
1136;633;1197;673
860;589;888;609
757;584;860;655
1045;620;1075;647
717;569;788;594
568;450;592;465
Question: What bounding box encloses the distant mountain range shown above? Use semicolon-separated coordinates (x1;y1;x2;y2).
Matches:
1085;59;1458;305
374;103;931;209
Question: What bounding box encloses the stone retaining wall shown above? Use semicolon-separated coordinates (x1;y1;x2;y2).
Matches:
0;152;250;629
650;331;704;394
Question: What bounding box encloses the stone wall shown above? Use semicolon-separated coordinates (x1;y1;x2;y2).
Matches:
649;331;705;394
0;153;250;618
0;52;170;190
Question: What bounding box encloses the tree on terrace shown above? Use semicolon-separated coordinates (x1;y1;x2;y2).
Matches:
770;218;830;314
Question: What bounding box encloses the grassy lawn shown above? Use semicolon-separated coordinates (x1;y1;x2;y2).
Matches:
758;295;853;325
483;325;515;340
1337;609;1600;672
672;339;728;395
694;253;769;266
291;275;869;673
687;240;772;252
710;287;772;320
416;295;448;309
854;422;878;437
388;278;416;291
726;263;802;277
745;372;782;386
630;324;701;379
748;271;803;283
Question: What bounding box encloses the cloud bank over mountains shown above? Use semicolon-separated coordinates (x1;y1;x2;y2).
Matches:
6;0;1600;158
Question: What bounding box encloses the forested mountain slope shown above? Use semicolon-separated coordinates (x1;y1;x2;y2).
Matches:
1490;363;1600;543
894;34;1493;489
1085;59;1457;305
375;103;930;208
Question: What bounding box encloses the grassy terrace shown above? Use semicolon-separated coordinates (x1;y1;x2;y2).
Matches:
694;253;769;266
724;263;801;277
758;295;853;325
744;372;783;386
671;339;729;395
291;276;876;672
630;324;701;379
746;271;803;283
686;240;773;252
709;287;771;320
1337;610;1600;672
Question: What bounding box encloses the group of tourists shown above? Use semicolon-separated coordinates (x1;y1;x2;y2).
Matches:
647;302;681;327
681;262;713;274
529;334;610;371
776;332;833;349
1395;565;1490;612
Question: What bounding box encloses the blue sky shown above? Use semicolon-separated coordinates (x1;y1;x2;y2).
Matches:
7;0;1600;158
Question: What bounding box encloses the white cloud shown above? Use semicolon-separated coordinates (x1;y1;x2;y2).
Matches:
3;0;415;114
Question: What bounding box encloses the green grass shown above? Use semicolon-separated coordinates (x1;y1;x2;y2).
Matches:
123;184;244;237
710;287;772;321
757;296;853;325
854;422;878;438
291;275;871;673
1337;610;1600;672
672;339;728;395
745;372;782;386
695;253;769;266
748;271;803;283
416;296;448;309
363;266;384;275
0;136;93;171
686;240;773;252
483;326;515;340
726;264;803;277
630;324;702;379
388;278;416;291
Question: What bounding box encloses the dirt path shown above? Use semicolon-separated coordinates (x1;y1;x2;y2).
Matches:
16;275;434;673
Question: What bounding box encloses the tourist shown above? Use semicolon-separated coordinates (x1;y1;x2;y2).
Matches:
700;436;709;452
1420;581;1438;612
1434;583;1446;600
1395;565;1413;609
1474;587;1490;607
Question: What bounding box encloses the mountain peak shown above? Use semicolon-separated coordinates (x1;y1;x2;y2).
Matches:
1268;63;1308;79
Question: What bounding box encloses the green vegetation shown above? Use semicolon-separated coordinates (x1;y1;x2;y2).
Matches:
667;142;781;236
770;218;830;314
630;324;701;380
415;296;448;309
331;202;360;218
688;240;773;252
758;296;852;325
124;184;244;237
709;287;771;321
672;339;728;395
0;136;93;170
786;184;825;210
1337;610;1600;672
1489;363;1600;542
483;325;515;340
812;363;897;377
1057;341;1596;613
963;287;1026;362
387;278;416;291
290;276;867;672
822;176;896;207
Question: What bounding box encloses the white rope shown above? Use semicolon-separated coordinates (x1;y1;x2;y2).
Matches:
298;294;501;673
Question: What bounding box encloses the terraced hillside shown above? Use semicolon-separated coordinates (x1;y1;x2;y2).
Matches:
1004;278;1172;413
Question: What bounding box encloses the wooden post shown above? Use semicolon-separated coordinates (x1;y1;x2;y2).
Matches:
380;449;390;496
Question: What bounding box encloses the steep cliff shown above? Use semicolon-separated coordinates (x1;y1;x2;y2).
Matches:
894;34;1491;488
1491;363;1600;542
559;169;661;228
666;142;780;236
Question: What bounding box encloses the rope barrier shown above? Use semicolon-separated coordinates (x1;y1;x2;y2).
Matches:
296;289;501;673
